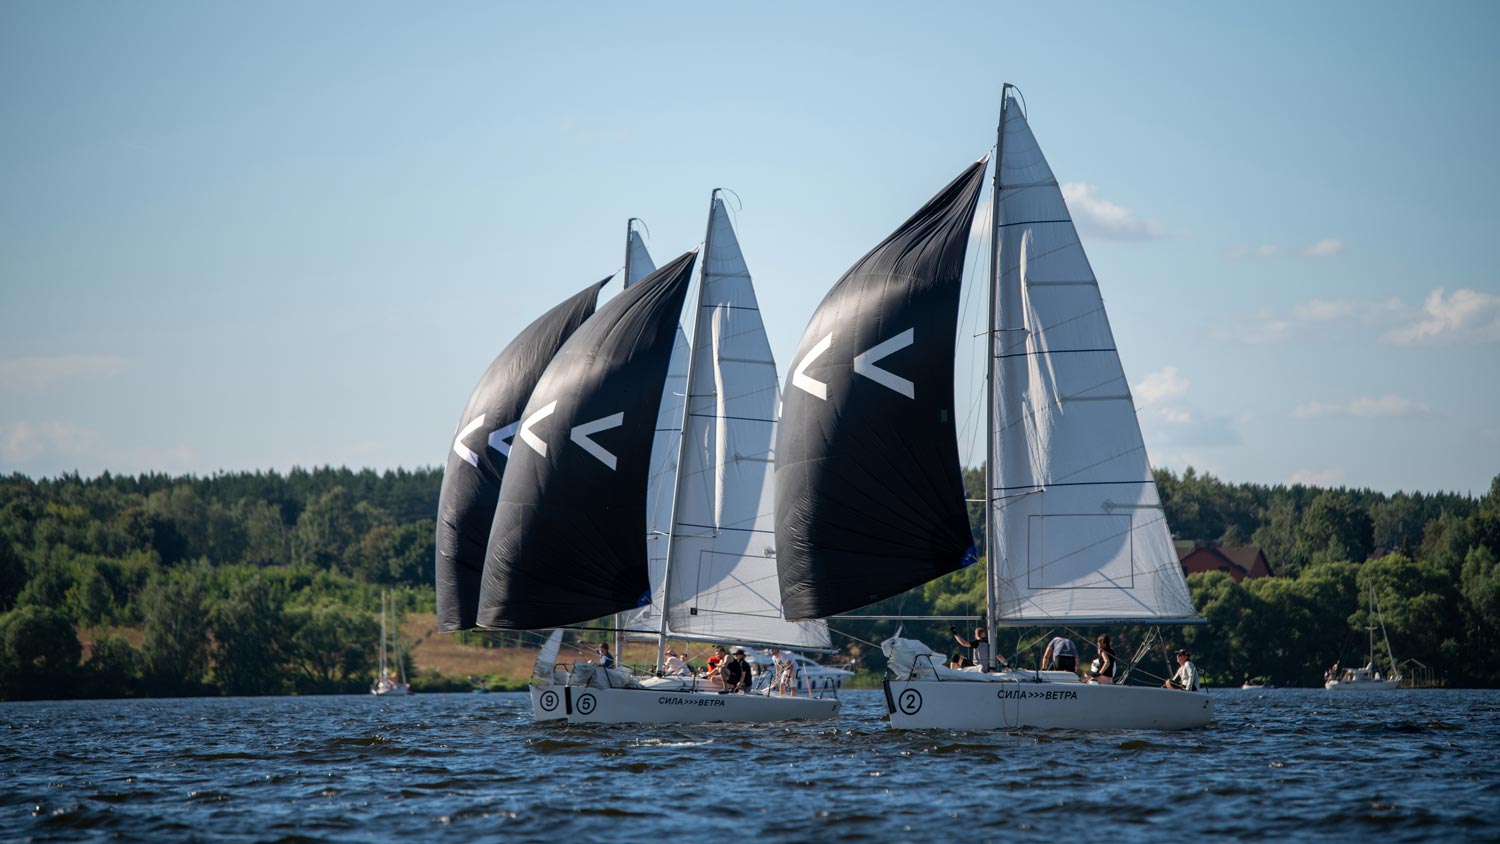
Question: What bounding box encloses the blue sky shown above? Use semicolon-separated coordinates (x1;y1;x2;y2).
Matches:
2;2;1496;495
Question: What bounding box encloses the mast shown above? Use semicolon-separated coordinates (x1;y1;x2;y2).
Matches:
984;84;1013;665
379;592;388;678
654;192;718;671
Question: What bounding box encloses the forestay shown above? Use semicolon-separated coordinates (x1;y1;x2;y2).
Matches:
775;160;989;621
477;251;697;630
989;92;1195;624
662;198;830;648
434;280;608;632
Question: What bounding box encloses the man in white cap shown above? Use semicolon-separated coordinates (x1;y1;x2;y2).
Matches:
1165;648;1200;691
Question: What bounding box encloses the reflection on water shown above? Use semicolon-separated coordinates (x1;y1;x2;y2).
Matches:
3;689;1497;842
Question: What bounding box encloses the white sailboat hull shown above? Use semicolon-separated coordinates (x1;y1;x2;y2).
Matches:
884;678;1213;730
1325;678;1400;691
530;685;568;720
564;686;839;725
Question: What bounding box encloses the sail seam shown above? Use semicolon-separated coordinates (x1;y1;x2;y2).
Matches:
991;479;1154;491
997;219;1072;228
995;348;1116;360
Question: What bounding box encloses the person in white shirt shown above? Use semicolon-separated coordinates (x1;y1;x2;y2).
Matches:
661;650;690;677
1165;648;1200;691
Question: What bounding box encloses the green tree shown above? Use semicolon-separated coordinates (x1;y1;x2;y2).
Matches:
138;569;210;694
1357;553;1461;678
0;538;25;611
1298;492;1372;566
0;605;81;699
209;576;289;695
83;635;139;697
1460;546;1500;685
286;603;377;692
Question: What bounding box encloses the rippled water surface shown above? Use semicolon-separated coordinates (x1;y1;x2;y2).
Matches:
3;689;1497;842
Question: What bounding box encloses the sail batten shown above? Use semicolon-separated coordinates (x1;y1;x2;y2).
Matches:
434;279;608;633
477;252;698;630
775;159;989;621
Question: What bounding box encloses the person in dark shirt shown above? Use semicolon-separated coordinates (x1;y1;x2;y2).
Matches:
1085;634;1116;684
721;649;754;693
596;642;615;669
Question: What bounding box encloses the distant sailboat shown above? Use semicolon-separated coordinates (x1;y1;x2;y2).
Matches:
775;85;1212;730
1326;583;1402;690
370;592;412;696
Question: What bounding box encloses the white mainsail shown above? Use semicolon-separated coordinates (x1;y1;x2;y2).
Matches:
988;93;1196;624
661;198;830;649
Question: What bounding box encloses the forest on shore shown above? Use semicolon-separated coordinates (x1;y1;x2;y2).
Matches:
0;465;1496;699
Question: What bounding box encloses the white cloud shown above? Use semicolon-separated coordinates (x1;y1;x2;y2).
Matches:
1134;366;1189;405
1134;366;1240;448
1293;296;1406;323
1289;468;1346;487
1216;287;1498;346
1299;239;1345;258
1381;288;1500;345
1060;182;1168;241
0;421;99;464
0;355;127;392
1227;238;1344;261
1293;395;1431;419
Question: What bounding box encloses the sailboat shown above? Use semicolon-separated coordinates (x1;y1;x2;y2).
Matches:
1325;583;1401;690
370;591;412;696
775;85;1213;730
478;195;839;724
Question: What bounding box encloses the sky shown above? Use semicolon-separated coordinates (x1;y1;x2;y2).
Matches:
2;2;1497;496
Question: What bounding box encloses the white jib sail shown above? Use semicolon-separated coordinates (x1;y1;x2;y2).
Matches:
989;95;1196;624
618;231;693;635
662;199;830;649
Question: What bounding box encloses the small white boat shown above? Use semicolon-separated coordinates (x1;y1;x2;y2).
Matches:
1241;678;1274;690
1326;584;1402;691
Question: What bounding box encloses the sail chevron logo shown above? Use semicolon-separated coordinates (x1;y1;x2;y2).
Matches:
853;327;914;398
571;413;624;469
488;420;519;458
791;333;832;399
790;329;916;400
518;401;558;457
515;402;625;470
452;415;486;467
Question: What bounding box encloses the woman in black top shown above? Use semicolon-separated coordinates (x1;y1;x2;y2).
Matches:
1086;634;1116;684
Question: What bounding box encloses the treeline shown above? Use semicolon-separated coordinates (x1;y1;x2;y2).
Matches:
0;468;439;699
838;468;1499;688
1;466;1497;698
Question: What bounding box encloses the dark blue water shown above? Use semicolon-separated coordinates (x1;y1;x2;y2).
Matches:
3;689;1497;843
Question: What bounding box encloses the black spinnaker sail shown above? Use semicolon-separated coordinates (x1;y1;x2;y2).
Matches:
435;280;610;632
477;250;697;630
775;159;988;621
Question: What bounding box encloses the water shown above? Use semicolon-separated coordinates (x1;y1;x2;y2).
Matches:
3;689;1497;843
